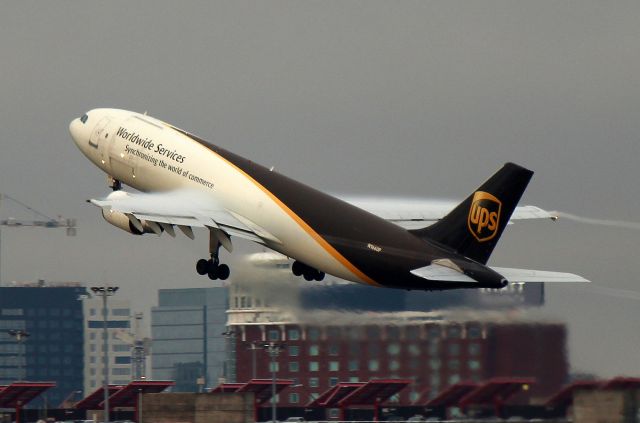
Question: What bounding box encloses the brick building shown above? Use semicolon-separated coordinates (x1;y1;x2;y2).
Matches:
229;317;567;408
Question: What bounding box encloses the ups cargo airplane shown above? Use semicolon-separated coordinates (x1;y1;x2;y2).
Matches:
69;108;588;290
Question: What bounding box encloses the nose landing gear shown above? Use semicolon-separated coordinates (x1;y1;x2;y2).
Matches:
292;260;325;281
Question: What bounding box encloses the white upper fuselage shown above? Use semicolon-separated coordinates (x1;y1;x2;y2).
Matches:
69;108;374;284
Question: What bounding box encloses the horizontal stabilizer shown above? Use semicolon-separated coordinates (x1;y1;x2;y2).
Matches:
491;267;590;283
410;264;477;283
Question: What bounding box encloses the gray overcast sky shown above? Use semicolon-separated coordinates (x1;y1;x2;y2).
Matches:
0;1;638;377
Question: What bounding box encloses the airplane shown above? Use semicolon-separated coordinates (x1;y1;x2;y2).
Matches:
69;108;588;290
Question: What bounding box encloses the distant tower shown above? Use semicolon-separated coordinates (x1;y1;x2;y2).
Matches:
132;313;147;379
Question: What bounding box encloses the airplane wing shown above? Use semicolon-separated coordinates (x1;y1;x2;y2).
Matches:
89;190;276;246
411;261;589;283
339;196;557;229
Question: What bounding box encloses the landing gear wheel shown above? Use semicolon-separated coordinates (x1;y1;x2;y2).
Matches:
207;263;219;280
217;264;230;280
314;271;325;281
292;261;303;276
196;259;209;275
303;272;314;281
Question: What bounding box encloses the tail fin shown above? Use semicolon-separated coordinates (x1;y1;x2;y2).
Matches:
411;162;533;264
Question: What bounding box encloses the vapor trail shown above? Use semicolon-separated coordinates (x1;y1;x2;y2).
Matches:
587;285;640;302
552;211;640;230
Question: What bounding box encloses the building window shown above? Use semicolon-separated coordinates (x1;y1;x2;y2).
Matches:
269;362;279;372
448;374;460;385
288;346;299;356
88;320;129;329
448;359;460;371
328;344;339;356
447;326;462;339
429;359;441;370
406;326;419;340
428;341;439;355
349;376;359;383
309;345;319;356
468;360;481;371
90;308;96;316
329;377;338;387
112;368;130;376
431;374;440;387
387;327;400;340
115;356;132;365
348;360;359;371
329;361;339;371
309;377;319;388
468;326;482;339
349;342;360;356
368;343;380;357
309;362;319;372
366;327;380;338
289;393;299;404
469;343;481;356
389;360;400;371
308;328;320;341
387;343;400;355
289;362;299;372
90;332;96;340
427;326;441;338
268;329;279;341
112;308;130;316
408;344;420;356
368;360;379;371
448;343;460;356
288;329;300;340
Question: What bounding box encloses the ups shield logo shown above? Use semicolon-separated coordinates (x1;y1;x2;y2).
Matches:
468;191;502;242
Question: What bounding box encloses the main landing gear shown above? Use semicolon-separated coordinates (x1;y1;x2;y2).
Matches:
292;260;325;281
196;229;231;280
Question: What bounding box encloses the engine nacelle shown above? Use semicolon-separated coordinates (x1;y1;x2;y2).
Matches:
101;209;157;235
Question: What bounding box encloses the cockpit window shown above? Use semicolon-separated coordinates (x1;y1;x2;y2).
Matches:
80;114;88;124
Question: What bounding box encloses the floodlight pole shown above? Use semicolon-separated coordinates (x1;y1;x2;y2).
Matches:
7;329;30;381
264;342;284;423
91;285;119;423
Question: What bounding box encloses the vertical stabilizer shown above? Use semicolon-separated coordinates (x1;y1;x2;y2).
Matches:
411;163;533;264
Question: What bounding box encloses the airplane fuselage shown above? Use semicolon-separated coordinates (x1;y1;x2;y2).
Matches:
70;108;506;290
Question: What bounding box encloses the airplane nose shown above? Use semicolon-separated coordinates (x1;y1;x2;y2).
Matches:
69;114;92;156
69;118;82;145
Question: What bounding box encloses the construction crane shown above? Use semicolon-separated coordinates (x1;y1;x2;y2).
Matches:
0;193;77;283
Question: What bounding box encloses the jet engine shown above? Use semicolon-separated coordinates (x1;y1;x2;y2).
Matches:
101;209;160;235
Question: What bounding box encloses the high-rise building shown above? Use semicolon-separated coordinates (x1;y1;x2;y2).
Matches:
0;283;85;407
151;287;228;392
82;297;134;394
